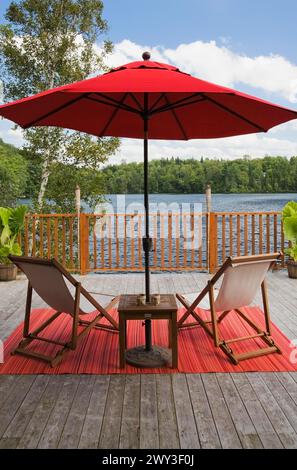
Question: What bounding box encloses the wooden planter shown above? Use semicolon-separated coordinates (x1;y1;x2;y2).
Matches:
287;259;297;279
0;264;17;281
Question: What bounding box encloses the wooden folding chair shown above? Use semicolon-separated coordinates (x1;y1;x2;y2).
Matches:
176;253;282;365
9;255;119;367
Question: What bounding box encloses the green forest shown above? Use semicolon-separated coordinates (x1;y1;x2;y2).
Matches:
1;137;297;210
102;155;297;194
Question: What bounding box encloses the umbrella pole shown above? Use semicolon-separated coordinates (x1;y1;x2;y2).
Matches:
143;94;152;351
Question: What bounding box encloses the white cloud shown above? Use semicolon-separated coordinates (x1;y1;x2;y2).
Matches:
2;38;297;163
0;122;24;147
109;133;297;165
96;38;297;163
100;39;297;103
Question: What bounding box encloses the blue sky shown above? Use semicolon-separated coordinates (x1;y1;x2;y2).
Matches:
1;0;297;162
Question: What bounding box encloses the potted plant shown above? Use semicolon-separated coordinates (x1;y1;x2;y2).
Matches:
282;201;297;279
0;206;27;281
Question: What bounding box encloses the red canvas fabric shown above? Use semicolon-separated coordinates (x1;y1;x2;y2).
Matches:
0;59;296;140
0;306;296;374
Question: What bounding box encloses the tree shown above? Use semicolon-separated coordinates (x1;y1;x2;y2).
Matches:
0;138;28;206
0;0;119;212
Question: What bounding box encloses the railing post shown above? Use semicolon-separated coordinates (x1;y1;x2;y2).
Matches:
208;212;218;273
79;213;88;275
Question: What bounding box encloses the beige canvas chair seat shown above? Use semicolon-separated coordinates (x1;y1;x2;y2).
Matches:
9;255;120;367
176;253;282;365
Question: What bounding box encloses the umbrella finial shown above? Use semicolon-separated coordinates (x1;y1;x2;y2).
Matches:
142;51;151;61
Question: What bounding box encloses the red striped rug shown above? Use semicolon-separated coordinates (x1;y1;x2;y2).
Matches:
1;306;297;374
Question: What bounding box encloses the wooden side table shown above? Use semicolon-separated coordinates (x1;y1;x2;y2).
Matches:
118;294;178;368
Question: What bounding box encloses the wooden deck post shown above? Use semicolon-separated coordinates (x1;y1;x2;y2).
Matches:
205;184;212;212
79;213;88;275
208;212;218;273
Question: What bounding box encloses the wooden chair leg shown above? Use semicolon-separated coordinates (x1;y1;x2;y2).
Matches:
23;282;33;338
209;282;219;347
261;280;271;335
70;283;81;350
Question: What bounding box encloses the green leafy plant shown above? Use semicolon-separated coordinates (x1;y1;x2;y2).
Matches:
0;206;27;264
282;201;297;262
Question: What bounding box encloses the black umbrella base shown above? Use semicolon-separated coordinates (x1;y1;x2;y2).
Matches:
125;345;172;368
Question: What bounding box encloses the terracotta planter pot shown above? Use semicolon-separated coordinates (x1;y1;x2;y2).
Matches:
0;264;17;281
287;259;297;279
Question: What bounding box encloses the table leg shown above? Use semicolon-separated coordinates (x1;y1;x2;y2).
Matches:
171;311;178;369
168;319;172;348
119;315;126;368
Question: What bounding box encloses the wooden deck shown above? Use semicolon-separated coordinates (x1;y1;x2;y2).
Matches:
0;270;297;449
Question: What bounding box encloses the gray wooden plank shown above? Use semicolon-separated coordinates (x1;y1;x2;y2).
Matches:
3;375;49;439
246;373;297;449
78;375;110;449
172;374;200;449
186;374;221;449
98;375;125;449
17;375;64;449
38;375;80;449
140;374;159;449
119;375;140;449
216;373;262;449
0;437;20;449
231;373;283;448
201;374;242;449
58;375;95;449
0;375;36;437
156;375;180;449
0;375;18;408
277;372;297;404
261;372;297;434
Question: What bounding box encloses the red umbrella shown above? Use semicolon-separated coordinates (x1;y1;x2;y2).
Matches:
1;52;296;366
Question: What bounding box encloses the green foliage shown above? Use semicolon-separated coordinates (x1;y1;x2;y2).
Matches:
0;138;28;206
0;205;27;264
102;156;297;194
282;201;297;261
0;0;119;210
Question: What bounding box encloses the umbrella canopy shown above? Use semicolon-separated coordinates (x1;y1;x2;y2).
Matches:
1;52;297;366
1;56;297;139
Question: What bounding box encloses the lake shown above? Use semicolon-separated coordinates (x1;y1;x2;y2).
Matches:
97;193;297;213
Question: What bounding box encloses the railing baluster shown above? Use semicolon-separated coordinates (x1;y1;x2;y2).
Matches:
138;214;142;269
183;213;187;268
281;218;285;267
221;215;226;262
229;214;233;257
251;214;255;255
237;214;241;256
161;213;165;268
198;213;203;268
93;216;97;270
153;214;157;269
259;214;263;254
47;218;51;259
191;213;195;268
266;214;270;253
31;216;36;256
108;215;112;269
101;215;105;270
244;214;248;255
123;215;127;269
54;217;59;259
62;217;66;265
115;215;119;268
176;213;180;269
69;217;74;268
274;213;278;252
130;215;135;269
168;213;173;269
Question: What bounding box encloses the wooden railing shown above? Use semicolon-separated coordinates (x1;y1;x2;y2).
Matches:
208;212;285;272
20;211;286;274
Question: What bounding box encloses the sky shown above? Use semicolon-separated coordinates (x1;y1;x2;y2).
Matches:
1;0;297;164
